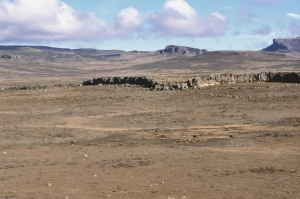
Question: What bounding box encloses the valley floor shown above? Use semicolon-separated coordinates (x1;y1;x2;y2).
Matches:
0;82;300;199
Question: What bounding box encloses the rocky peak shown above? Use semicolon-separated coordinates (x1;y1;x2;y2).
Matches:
262;37;300;53
158;45;208;55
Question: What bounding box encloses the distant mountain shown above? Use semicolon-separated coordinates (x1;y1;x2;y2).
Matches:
158;45;208;56
0;44;209;64
0;45;125;55
261;37;300;54
128;50;300;73
0;44;209;84
0;45;208;60
0;44;299;85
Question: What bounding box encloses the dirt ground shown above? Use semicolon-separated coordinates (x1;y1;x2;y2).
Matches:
0;82;300;199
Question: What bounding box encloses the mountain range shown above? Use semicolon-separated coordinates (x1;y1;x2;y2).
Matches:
0;37;300;85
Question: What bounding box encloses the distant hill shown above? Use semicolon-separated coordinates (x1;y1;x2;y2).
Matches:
0;44;208;84
0;45;208;63
128;50;300;73
0;44;300;85
157;45;208;56
261;37;300;57
0;45;125;55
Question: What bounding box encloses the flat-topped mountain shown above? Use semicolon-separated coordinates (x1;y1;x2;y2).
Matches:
158;45;208;55
262;37;300;56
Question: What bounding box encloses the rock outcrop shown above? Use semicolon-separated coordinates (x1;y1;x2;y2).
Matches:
262;37;300;53
82;72;300;90
158;45;208;55
1;84;79;91
1;55;12;59
3;72;300;91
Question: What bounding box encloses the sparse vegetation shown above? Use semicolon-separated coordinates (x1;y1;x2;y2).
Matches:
0;46;300;198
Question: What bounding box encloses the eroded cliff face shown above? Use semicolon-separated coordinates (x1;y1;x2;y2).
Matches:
158;45;208;56
82;72;300;90
262;37;300;53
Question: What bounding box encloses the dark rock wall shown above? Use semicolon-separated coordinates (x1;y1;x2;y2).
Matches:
83;72;300;90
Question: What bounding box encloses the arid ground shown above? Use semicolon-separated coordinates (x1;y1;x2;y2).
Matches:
1;82;300;199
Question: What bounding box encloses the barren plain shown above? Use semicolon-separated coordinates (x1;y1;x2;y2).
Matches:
0;47;300;199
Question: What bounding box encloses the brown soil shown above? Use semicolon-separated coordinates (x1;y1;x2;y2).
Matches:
1;82;300;199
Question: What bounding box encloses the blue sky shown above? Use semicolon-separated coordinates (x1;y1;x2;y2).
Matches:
0;0;300;51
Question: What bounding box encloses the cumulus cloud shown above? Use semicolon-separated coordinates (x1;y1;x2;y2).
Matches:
287;13;300;19
146;0;227;37
113;7;142;37
0;0;142;43
251;25;272;35
0;0;228;44
115;7;142;31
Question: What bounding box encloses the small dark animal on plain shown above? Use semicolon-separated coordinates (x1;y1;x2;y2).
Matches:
229;135;233;139
192;135;198;139
70;141;75;145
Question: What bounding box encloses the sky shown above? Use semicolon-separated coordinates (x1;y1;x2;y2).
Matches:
0;0;300;51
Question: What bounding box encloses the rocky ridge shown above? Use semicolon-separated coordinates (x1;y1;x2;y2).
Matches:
158;45;208;55
262;37;300;53
82;72;300;91
3;72;299;91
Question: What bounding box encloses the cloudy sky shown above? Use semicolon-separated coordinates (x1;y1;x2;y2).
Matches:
0;0;300;51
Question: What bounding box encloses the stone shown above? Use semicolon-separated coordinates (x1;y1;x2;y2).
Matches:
180;83;188;90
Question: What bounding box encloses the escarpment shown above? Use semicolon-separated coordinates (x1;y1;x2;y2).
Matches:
82;72;300;90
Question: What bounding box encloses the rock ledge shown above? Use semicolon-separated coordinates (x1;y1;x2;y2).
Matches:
83;72;300;90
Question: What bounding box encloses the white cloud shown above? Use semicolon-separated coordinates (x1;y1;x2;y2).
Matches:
0;0;228;44
146;0;227;37
287;13;300;19
0;0;142;43
115;7;142;30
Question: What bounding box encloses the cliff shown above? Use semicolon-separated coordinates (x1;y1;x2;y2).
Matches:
158;45;208;55
262;37;300;53
82;72;300;90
